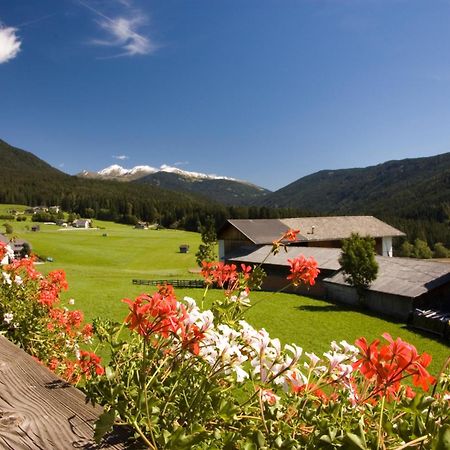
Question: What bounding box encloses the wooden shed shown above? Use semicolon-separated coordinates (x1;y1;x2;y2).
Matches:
324;258;450;321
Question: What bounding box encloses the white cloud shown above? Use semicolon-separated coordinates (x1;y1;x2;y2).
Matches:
77;0;157;57
0;26;21;64
113;154;129;160
94;15;156;57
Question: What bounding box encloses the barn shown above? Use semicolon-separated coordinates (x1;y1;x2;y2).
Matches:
218;216;405;261
324;257;450;321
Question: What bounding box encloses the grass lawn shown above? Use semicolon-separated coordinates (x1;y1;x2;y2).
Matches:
2;205;449;374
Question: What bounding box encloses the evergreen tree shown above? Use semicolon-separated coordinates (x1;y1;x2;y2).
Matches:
339;233;379;304
195;216;217;267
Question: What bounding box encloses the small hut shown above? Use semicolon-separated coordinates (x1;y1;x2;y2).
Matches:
179;244;190;254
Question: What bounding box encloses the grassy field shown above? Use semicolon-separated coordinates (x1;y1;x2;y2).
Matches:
1;205;449;373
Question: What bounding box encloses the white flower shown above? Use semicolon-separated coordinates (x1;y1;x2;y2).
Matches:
230;291;251;307
14;275;23;285
68;298;75;305
2;272;12;285
3;313;13;324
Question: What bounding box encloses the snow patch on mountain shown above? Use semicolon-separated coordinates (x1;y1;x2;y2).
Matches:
93;164;237;181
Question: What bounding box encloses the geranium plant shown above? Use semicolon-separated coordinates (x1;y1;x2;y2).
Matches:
1;234;449;449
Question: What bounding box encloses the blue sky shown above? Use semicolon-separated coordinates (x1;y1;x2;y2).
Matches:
1;0;450;190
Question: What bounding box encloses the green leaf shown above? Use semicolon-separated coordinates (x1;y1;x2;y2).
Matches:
434;425;450;450
343;432;368;450
255;430;266;448
94;409;116;444
218;398;238;422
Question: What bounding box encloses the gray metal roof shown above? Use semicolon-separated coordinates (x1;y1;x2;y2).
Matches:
228;245;342;271
282;216;405;240
324;257;450;298
223;216;404;244
226;219;289;244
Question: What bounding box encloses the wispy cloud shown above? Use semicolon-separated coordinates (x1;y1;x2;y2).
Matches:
113;154;129;160
173;161;189;167
0;25;21;63
78;0;157;57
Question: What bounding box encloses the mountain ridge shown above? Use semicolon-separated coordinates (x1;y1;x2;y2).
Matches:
77;163;271;206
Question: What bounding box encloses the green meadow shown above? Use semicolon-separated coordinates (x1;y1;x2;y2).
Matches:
2;204;449;373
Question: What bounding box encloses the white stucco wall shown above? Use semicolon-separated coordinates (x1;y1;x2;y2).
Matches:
382;236;393;257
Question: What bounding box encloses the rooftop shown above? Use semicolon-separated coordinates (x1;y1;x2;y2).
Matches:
223;216;405;244
325;257;450;298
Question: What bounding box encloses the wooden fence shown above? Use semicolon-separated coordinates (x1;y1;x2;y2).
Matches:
0;335;129;449
132;279;205;288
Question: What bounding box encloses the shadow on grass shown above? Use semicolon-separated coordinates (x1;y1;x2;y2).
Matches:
295;303;354;313
295;300;449;346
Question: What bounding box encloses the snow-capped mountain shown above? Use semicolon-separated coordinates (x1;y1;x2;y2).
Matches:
81;164;238;182
77;164;271;205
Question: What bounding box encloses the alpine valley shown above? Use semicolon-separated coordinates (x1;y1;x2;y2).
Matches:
1;138;449;246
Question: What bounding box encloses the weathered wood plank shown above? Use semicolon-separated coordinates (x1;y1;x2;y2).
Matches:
0;335;129;449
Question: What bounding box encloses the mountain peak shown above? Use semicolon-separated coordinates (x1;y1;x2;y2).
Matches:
83;163;238;182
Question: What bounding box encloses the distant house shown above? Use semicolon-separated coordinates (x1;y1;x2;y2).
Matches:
0;234;31;260
179;244;190;253
26;206;48;214
72;219;91;229
135;222;148;230
10;239;31;258
324;258;450;321
218;216;405;261
48;206;61;213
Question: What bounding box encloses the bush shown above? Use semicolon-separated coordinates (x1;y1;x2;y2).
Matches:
413;238;433;259
434;242;450;258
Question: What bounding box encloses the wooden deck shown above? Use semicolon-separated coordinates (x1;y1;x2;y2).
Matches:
0;335;131;449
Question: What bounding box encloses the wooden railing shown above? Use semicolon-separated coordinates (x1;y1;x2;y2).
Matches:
0;335;128;449
132;279;205;289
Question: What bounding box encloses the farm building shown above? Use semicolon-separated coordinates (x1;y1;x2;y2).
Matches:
324;258;450;321
135;222;148;229
72;219;91;228
228;245;341;298
220;217;450;323
0;234;31;260
179;244;190;253
218;216;405;261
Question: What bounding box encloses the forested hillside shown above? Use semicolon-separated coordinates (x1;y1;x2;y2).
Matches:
260;153;450;246
0;139;304;230
134;171;270;206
